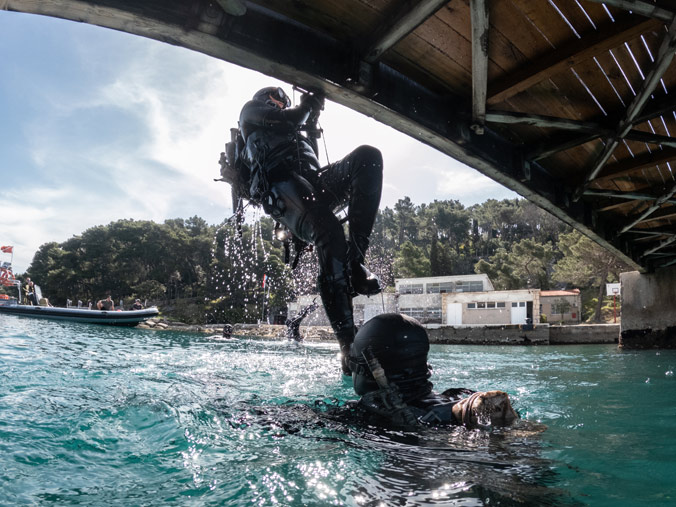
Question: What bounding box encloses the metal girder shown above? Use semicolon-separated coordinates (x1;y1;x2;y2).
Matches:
584;189;676;205
593;146;676;185
528;131;600;161
584;0;676;23
643;234;676;257
470;0;489;134
487;111;676;148
634;93;676;125
575;16;676;200
214;0;245;16
619;182;676;234
363;0;449;64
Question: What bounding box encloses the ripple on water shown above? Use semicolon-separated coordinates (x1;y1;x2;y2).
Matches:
2;317;676;505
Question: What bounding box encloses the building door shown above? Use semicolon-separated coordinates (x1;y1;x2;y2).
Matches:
511;302;527;324
446;303;462;326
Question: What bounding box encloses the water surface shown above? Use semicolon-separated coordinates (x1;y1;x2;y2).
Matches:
1;315;674;506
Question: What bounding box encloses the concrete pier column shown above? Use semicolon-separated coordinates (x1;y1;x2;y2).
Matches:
620;266;676;348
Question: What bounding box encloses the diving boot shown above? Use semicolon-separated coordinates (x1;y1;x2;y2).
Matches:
348;235;381;296
318;267;356;376
350;260;381;296
340;343;352;376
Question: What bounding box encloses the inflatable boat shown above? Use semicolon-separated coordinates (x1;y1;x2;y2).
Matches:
0;297;159;326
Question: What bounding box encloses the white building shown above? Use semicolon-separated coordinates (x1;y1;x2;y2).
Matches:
441;289;540;327
286;274;541;328
396;274;494;325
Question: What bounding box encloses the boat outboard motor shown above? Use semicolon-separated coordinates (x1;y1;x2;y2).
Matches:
349;313;433;404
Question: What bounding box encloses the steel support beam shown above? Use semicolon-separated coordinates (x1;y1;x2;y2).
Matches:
363;0;449;63
470;0;489;134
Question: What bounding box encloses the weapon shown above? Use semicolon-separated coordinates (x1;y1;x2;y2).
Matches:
216;127;249;236
361;346;418;428
216;128;244;211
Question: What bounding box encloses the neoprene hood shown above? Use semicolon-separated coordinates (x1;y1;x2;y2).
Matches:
350;313;433;401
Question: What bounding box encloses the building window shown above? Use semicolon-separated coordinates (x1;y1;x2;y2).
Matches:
455;281;484;293
427;282;455;294
400;307;425;319
477;302;486;309
519;302;526;307
487;302;496;309
467;303;476;309
512;302;517;307
399;284;423;295
426;308;442;323
497;302;506;308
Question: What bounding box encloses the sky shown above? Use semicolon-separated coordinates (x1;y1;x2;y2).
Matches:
0;11;518;273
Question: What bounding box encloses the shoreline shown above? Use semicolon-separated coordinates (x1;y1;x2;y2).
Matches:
138;319;620;345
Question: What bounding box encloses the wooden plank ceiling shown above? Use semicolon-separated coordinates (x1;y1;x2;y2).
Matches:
6;0;676;271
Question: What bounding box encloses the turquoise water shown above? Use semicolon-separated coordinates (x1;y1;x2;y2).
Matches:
1;315;675;506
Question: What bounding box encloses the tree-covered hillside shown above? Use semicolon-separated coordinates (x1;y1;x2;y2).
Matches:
10;198;632;323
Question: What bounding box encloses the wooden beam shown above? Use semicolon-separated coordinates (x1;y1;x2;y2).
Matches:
470;0;489;134
621;198;676;234
363;0;450;63
487;17;662;105
575;17;676;199
592;147;676;185
584;0;675;23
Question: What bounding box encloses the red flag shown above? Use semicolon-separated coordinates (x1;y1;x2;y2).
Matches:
262;274;267;289
0;246;12;253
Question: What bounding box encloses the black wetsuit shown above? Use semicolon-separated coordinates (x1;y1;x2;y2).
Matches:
357;387;477;427
239;91;383;360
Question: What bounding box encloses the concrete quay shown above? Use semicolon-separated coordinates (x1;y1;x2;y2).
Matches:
146;321;619;345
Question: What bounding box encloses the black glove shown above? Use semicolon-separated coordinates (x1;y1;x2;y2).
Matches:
300;92;324;114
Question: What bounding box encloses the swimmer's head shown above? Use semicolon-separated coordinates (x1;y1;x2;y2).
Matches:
349;313;432;402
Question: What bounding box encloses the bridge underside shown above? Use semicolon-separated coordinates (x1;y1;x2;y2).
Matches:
5;0;676;272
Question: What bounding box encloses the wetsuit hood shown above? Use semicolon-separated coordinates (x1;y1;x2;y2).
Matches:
350;313;432;402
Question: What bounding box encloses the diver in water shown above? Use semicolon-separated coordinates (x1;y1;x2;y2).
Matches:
222;323;234;339
235;86;383;375
349;313;519;429
286;299;319;342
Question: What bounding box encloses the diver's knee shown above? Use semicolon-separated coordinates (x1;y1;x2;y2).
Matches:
300;209;346;251
354;145;383;172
